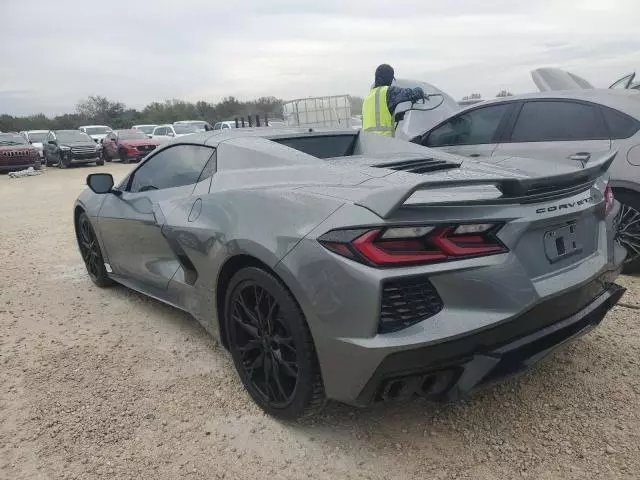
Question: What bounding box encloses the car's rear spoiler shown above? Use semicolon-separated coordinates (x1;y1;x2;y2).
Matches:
356;151;616;218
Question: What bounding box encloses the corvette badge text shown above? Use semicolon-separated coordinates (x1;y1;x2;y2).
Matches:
536;195;595;214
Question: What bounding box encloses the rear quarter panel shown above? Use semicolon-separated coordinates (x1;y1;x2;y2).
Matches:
161;186;346;339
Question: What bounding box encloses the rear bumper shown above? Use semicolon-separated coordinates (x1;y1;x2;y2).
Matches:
354;275;624;406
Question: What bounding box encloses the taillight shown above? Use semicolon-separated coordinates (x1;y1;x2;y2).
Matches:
318;223;507;267
604;184;614;215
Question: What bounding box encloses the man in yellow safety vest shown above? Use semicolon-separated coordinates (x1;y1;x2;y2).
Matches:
362;64;424;137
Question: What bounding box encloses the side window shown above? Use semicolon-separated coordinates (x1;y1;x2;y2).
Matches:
154;127;165;136
425;104;510;147
196;150;217;183
510;101;607;142
602;106;640;139
128;145;214;193
213;123;222;131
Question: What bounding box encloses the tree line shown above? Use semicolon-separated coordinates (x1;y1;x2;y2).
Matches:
0;95;365;132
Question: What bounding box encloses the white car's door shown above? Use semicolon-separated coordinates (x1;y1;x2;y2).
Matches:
492;100;611;167
420;102;514;159
152;127;170;142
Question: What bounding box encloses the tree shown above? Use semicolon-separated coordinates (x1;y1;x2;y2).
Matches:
496;90;513;97
75;96;125;125
462;93;483;101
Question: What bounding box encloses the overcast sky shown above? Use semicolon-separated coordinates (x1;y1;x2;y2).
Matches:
1;0;640;116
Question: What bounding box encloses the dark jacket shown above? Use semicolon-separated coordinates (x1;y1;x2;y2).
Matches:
386;86;425;114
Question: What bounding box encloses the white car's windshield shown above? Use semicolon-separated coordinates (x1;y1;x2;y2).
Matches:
28;132;47;143
174;125;198;134
84;127;111;135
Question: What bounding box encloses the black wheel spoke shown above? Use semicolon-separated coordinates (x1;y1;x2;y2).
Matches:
236;293;260;326
237;338;261;355
245;351;264;378
232;311;259;338
263;355;272;401
270;353;288;401
273;350;298;378
273;334;295;353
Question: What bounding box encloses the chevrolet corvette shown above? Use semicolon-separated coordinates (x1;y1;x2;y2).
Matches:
74;129;626;419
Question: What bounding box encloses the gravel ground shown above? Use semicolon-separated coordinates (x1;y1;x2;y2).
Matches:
1;164;639;480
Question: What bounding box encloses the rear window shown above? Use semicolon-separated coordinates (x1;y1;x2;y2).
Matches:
510;101;607;142
272;134;357;159
601;106;640;139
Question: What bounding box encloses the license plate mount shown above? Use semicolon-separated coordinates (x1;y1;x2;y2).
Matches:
543;223;583;264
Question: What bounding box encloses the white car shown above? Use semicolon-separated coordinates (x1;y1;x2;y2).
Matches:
78;125;113;143
213;121;240;131
174;120;213;132
131;124;158;138
395;71;640;272
151;124;198;142
20;130;49;158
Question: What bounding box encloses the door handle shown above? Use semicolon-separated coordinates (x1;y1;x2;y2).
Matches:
568;152;591;162
469;153;481;158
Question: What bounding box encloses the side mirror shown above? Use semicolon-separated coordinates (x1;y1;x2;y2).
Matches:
87;173;115;194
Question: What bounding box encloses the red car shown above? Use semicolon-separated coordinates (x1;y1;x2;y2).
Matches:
102;129;160;163
0;132;41;172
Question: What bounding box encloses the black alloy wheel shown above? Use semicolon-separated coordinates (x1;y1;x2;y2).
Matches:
76;213;113;287
615;191;640;273
225;267;325;419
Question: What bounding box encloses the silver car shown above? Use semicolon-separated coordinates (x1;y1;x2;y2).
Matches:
409;89;640;272
74;129;625;419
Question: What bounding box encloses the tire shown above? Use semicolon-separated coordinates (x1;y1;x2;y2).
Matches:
224;267;325;419
614;190;640;274
76;212;113;287
96;158;105;166
33;160;41;171
58;154;69;169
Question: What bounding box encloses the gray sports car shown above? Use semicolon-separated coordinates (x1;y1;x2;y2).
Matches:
74;129;626;419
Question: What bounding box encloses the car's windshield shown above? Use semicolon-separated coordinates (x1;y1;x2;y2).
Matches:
28;132;47;143
174;125;198;134
0;133;28;146
136;126;155;134
84;127;111;135
57;131;93;143
117;130;148;140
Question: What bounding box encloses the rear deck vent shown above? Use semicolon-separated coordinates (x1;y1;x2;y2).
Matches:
374;158;459;175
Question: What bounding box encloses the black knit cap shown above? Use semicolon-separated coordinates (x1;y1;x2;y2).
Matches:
374;64;395;87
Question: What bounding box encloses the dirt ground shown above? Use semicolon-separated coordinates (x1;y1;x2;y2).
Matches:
1;163;639;480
